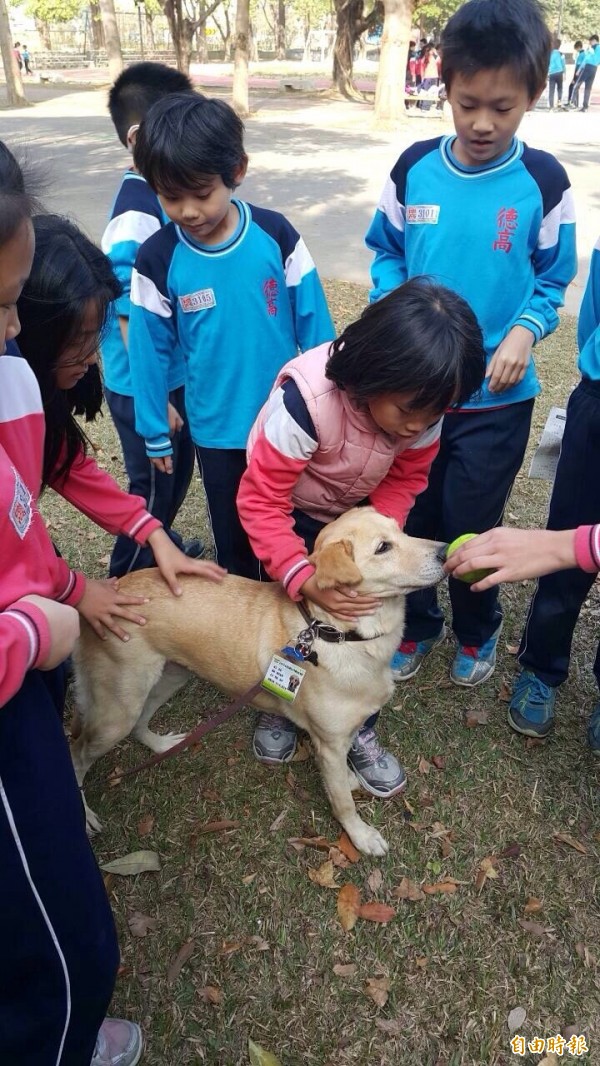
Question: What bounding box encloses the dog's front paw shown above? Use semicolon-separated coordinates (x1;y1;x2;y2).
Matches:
84;800;103;836
347;822;389;857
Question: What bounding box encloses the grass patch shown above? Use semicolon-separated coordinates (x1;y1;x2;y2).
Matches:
43;280;600;1065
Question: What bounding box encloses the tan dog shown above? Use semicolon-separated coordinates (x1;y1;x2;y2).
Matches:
72;508;445;856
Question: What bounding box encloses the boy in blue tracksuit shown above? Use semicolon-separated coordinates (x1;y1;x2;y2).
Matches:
509;235;600;745
101;62;201;577
567;40;586;108
366;0;576;689
547;37;566;108
129;93;334;583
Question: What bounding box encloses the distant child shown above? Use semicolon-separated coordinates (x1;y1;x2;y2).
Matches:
238;279;485;793
366;0;576;690
21;44;32;75
547;37;566;109
12;41;22;73
129;93;334;578
571;33;600;112
567;40;585;107
101;62;201;578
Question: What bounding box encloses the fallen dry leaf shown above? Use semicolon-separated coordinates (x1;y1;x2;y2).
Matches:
367;869;383;894
507;1006;526;1032
538;1056;559;1066
248;1038;282;1066
288;835;331;851
269;809;288;832
497;679;512;703
475;855;499;892
337;883;362;931
499;843;521;859
392;877;426;902
357;902;396;924
248;935;270;951
220;940;245;956
523;896;543;914
242;873;257;885
102;873;115;895
332;962;357;977
418;756;431;775
464;709;489;728
431;755;446;770
575;941;596;968
329;846;351;868
337;832;361;863
525;736;546;749
100;850;161;876
518;919;553;938
137;814;154;837
506;642;520;655
194;819;240;835
167;940;195;984
199;985;223;1005
375;1017;404;1036
291;739;311;762
308;860;338;889
127;911;157;938
553;832;588;855
415;956;427;970
365;975;391;1008
200;787;221;801
422;881;458;895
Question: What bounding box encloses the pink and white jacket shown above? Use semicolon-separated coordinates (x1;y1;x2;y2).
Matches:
238;343;441;599
0;355;161;707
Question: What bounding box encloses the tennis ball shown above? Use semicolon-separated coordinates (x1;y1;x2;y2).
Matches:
446;533;493;584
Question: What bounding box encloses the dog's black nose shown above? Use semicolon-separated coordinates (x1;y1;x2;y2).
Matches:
436;543;449;563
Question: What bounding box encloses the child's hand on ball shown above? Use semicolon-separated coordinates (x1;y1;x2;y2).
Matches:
445;533;495;586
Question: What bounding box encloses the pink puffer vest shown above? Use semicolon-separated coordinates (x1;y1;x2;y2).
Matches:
247;343;436;524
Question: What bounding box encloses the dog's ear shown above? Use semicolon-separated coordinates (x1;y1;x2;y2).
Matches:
309;538;362;590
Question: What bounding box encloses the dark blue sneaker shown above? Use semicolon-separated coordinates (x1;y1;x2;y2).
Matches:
451;624;502;687
508;670;556;737
587;703;600;754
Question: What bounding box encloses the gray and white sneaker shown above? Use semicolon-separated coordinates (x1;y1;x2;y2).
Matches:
91;1019;143;1066
253;713;298;764
347;727;407;798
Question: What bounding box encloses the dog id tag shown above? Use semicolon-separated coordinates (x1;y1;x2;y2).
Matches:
261;654;306;702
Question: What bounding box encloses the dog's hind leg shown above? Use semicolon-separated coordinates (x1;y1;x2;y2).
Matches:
131;662;192;753
312;736;389;857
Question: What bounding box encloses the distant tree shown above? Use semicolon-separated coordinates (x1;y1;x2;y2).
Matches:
23;0;83;19
98;0;122;79
212;0;233;58
332;0;382;97
0;0;27;105
231;0;249;115
374;0;413;122
162;0;222;72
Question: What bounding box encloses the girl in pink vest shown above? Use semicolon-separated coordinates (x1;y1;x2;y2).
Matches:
238;278;485;797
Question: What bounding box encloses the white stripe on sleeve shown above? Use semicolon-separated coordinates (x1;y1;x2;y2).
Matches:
263;386;318;461
101;210;161;254
377;175;406;232
538;187;576;250
284;236;317;288
130;269;172;318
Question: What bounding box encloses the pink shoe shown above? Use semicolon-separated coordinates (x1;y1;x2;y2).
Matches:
91;1018;143;1065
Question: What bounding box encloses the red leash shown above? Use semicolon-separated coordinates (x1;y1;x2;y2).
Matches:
112;679;264;782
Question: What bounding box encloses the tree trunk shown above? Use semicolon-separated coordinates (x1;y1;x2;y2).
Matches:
276;0;285;60
332;0;382;98
89;1;105;50
35;16;52;51
232;0;249;116
0;0;28;107
98;0;123;80
145;9;155;50
374;0;413;123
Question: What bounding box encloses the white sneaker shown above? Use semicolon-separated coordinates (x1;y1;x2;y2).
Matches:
91;1019;143;1066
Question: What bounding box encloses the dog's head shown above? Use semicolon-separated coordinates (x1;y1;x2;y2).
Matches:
309;507;446;597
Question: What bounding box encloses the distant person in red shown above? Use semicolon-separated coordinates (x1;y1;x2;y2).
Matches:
12;41;22;73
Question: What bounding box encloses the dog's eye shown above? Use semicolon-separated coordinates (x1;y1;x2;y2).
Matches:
375;541;392;555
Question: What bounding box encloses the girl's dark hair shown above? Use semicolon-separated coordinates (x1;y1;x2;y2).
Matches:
17;214;120;489
441;0;551;99
0;141;42;244
108;62;194;147
326;278;485;411
134;93;247;195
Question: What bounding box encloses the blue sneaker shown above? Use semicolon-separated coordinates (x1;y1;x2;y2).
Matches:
587;703;600;753
450;624;502;687
391;627;446;681
508;669;556;737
